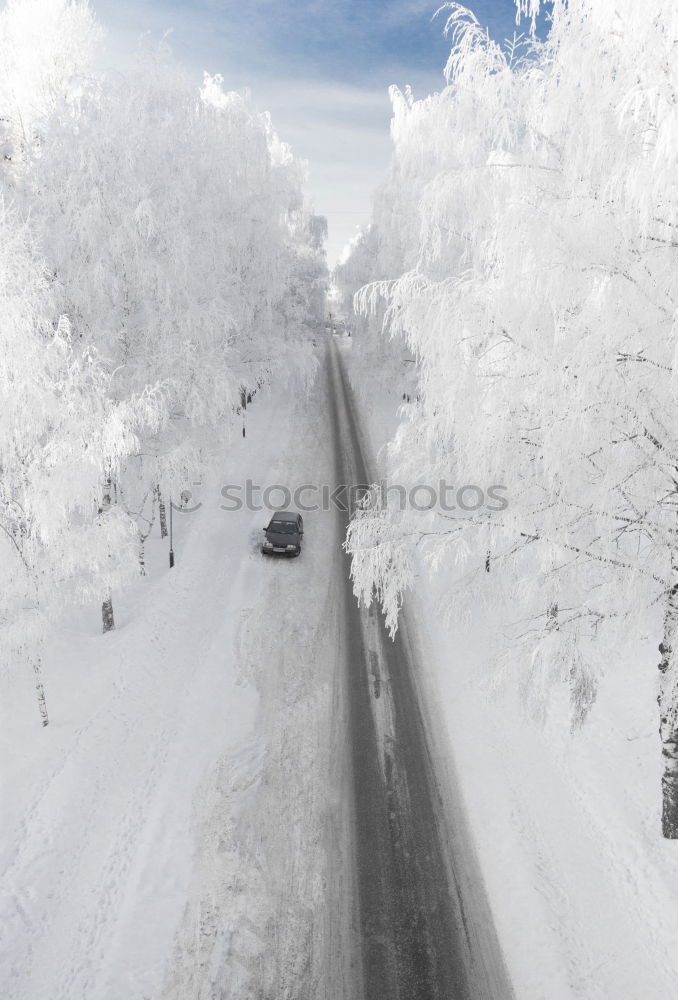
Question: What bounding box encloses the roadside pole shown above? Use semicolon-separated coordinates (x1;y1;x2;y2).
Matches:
169;495;175;568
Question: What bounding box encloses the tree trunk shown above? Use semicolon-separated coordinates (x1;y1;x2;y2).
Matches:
32;651;49;727
659;578;678;838
547;601;559;631
20;642;49;727
157;486;168;539
138;489;157;574
102;596;115;633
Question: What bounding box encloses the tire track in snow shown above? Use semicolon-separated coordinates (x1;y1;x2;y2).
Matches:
161;369;359;1000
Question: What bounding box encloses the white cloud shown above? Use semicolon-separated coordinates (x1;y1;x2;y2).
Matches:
246;78;395;265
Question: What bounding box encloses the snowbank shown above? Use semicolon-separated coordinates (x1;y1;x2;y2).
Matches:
0;383;294;1000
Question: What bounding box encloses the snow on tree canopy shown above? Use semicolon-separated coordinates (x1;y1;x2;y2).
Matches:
338;0;678;835
0;0;327;718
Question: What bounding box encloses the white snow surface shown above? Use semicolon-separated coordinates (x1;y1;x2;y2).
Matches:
340;336;678;1000
0;376;324;1000
6;338;678;1000
0;366;359;1000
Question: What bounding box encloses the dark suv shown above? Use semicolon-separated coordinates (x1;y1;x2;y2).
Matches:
262;511;304;556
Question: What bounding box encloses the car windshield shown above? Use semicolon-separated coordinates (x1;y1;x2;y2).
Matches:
269;520;296;534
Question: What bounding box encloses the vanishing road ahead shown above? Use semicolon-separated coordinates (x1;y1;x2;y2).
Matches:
164;341;516;1000
328;339;515;1000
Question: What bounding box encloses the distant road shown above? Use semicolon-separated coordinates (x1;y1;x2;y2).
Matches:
327;338;515;1000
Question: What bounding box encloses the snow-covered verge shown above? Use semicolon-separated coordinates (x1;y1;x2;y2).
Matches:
1;354;360;1000
161;356;358;1000
0;382;300;1000
340;337;678;1000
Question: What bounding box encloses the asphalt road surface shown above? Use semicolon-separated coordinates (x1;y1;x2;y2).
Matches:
327;339;515;1000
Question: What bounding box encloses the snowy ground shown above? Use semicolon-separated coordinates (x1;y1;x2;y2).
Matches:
5;338;678;1000
0;368;355;1000
161;359;359;1000
341;336;678;1000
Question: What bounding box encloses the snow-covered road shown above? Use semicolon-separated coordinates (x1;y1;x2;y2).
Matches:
1;341;513;1000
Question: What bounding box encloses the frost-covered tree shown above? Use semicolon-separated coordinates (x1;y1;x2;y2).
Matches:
30;61;319;430
11;46;325;624
333;90;438;403
0;0;100;172
344;0;678;836
1;1;326;694
0;201;139;721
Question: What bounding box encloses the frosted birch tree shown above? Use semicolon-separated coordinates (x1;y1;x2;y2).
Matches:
0;0;100;174
1;1;326;685
28;60;324;463
10;38;325;625
0;202;140;722
344;0;678;836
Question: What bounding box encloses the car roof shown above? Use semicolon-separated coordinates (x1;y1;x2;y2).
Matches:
270;511;299;522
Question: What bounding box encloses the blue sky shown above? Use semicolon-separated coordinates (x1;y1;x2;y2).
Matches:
92;1;546;263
